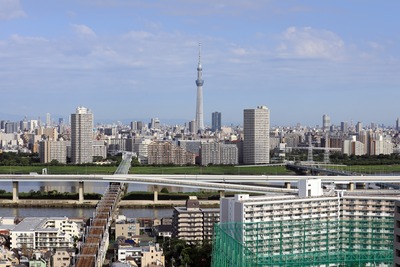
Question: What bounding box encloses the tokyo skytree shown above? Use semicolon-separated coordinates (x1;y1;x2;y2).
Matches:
195;43;204;132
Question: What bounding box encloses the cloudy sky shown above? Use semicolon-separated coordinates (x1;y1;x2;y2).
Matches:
1;0;399;127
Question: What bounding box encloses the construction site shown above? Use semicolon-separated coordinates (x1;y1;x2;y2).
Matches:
212;217;393;266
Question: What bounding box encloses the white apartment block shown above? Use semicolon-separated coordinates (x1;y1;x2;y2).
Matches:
370;135;393;155
343;136;365;155
200;142;238;166
10;217;81;251
219;179;397;261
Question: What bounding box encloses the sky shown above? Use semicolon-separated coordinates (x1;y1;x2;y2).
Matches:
0;0;399;127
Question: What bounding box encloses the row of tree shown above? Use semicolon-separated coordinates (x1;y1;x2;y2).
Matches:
329;153;400;165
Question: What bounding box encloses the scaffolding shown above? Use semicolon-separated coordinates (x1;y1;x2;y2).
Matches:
212;218;393;267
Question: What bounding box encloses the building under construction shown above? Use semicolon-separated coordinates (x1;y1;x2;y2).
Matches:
212;179;397;266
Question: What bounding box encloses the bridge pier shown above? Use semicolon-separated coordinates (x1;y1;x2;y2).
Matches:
219;190;225;199
284;182;291;189
153;185;159;202
12;181;19;203
347;182;355;191
78;181;84;203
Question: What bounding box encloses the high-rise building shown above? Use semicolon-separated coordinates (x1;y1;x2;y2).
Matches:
322;114;330;132
195;43;204;132
243;106;270;164
356;121;363;133
71;106;93;164
396;118;400;131
46;113;51;127
340;121;348;133
211;112;221;132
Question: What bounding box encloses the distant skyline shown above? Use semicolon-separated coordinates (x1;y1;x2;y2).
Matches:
0;1;399;126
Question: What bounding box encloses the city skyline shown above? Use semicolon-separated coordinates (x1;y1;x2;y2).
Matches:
0;1;399;126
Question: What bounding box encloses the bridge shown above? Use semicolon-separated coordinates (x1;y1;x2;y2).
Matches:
74;154;131;267
285;164;356;176
2;172;400;202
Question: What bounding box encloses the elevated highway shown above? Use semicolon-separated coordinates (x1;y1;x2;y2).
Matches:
2;173;400;201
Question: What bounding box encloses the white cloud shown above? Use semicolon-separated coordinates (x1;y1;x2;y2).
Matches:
231;47;248;56
0;0;25;20
71;24;97;38
123;31;154;40
277;27;345;60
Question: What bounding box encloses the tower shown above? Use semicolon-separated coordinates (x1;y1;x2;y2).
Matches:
212;112;221;132
243;106;270;164
195;43;204;132
71;106;93;164
322;114;330;132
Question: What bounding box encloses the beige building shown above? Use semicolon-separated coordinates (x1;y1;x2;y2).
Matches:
39;140;67;164
52;249;72;267
35;127;58;140
172;196;219;244
141;245;165;267
115;220;140;239
0;247;19;266
147;141;195;165
71;106;93;164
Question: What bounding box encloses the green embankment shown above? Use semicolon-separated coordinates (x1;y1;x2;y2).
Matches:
0;165;291;175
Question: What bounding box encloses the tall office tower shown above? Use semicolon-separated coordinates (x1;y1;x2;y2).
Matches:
243;106;270;164
211;112;221;132
322;114;330;132
341;121;348;133
355;121;362;133
46;113;51;127
195;43;204;132
396;118;400;131
71;106;93;164
150;118;160;129
20;118;28;132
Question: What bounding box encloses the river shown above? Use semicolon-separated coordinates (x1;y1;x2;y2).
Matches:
0;181;179;219
0;206;174;219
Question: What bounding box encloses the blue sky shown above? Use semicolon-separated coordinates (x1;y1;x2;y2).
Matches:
0;0;399;127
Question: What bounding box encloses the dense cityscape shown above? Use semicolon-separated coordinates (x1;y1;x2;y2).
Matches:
1;57;400;266
2;1;400;267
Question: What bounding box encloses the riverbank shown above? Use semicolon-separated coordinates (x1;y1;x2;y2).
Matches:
0;199;220;208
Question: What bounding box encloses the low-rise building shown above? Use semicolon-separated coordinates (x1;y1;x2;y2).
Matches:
10;217;82;251
115;219;140;240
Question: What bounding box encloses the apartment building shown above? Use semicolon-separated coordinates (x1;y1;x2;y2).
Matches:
147;141;195;165
10;217;81;251
200;142;238;166
172;196;219;244
214;179;396;266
